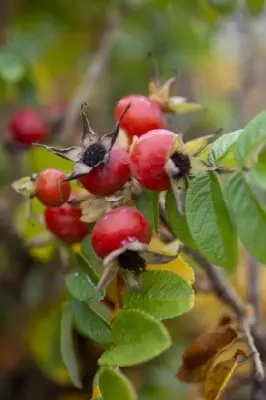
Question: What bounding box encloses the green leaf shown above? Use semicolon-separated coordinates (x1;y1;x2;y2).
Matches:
247;0;265;16
224;171;266;263
208;0;236;14
72;299;112;345
66;254;103;302
208;130;242;166
165;190;196;247
14;198;55;262
124;270;194;320
136;188;159;233
0;51;26;83
18;74;39;107
81;235;102;273
29;147;72;175
98;310;171;367
27;306;68;385
60;303;82;389
235;111;266;167
99;368;137;400
186;172;237;268
250;147;266;190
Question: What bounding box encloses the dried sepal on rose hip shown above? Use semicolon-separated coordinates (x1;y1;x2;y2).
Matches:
33;103;131;184
148;75;203;115
76;182;134;224
91;206;178;291
130;129;213;215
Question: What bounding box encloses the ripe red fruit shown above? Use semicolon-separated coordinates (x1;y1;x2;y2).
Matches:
130;129;178;191
45;196;89;243
35;168;71;207
115;94;165;137
9;109;48;145
79;146;131;196
91;206;151;260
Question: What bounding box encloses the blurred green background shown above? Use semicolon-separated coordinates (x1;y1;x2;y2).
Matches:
0;0;265;399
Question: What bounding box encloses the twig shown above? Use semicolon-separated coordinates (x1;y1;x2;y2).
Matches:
249;254;260;324
59;2;133;145
180;245;265;385
242;320;265;382
180;245;246;317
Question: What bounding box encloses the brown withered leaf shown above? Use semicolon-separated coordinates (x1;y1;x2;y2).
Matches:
177;325;237;383
205;349;247;400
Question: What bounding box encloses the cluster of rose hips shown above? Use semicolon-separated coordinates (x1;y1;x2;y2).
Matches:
11;79;201;290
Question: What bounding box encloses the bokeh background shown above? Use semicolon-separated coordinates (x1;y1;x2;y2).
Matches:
0;0;266;399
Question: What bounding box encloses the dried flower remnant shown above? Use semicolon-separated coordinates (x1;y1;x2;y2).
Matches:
34;103;131;182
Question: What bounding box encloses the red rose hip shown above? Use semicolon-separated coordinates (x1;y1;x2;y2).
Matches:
45;196;89;243
79;146;131;196
115;94;165;137
91;206;151;260
9;108;48;145
130;129;175;191
35;168;71;207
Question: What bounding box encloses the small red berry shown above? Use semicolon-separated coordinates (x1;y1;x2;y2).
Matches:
35;168;71;207
115;95;165;137
91;206;151;260
79;146;131;196
45;195;89;243
9;108;48;145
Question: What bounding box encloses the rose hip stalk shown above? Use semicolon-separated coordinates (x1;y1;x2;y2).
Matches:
34;103;131;185
91;206;177;291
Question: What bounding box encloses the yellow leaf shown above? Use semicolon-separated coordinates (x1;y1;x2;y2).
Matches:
199;0;219;23
205;350;246;400
182;135;214;155
177;325;238;383
32;62;53;103
148;237;195;284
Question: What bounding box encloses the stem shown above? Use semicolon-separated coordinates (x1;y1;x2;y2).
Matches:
181;245;246;317
180;245;265;384
249;254;260;324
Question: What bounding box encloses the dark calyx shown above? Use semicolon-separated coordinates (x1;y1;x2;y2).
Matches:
170;152;191;179
83;143;107;167
118;250;146;273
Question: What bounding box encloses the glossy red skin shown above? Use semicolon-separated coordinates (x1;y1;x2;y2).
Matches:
9;109;47;145
45;200;89;244
35;168;71;207
91;206;151;259
115;94;165;137
130;129;176;191
79;146;131;196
